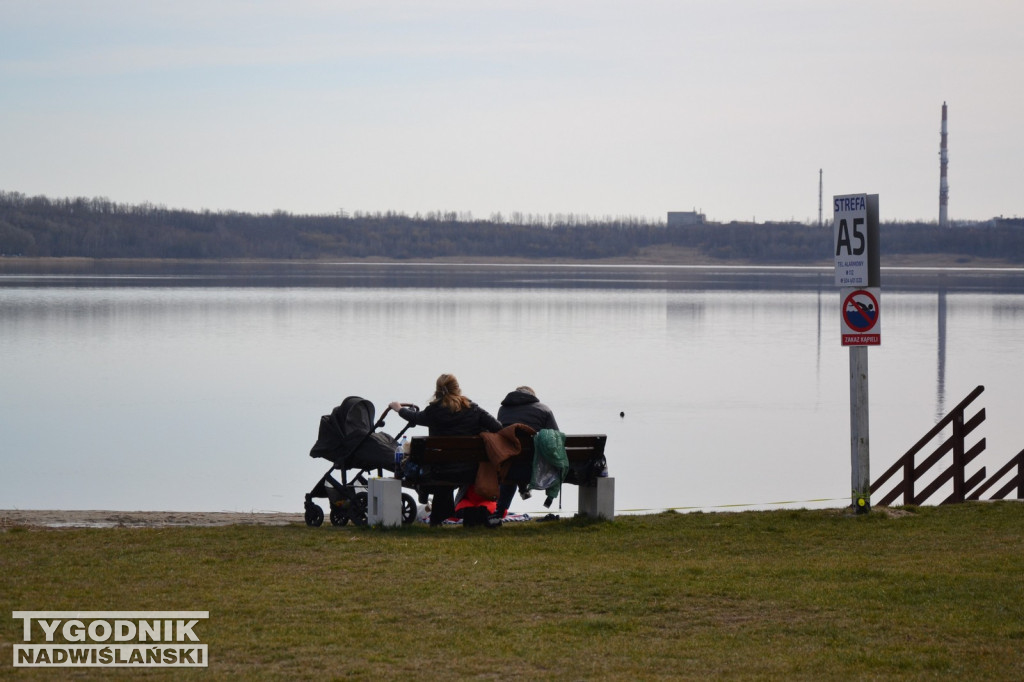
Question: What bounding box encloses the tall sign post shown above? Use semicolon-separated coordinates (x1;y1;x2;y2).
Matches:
833;194;879;514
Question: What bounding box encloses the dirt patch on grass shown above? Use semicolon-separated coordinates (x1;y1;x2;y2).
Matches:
0;509;303;528
875;506;917;518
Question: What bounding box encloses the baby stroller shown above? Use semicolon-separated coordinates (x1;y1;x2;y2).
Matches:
304;396;418;527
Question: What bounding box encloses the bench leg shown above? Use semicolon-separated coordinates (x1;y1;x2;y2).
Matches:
368;478;403;527
578;477;615;520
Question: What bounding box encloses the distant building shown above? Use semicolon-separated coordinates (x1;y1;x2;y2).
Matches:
667;211;706;227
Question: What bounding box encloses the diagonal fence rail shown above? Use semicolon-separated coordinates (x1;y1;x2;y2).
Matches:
871;385;1024;506
968;447;1024;501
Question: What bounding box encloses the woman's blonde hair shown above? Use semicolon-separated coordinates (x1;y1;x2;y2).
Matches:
431;373;471;412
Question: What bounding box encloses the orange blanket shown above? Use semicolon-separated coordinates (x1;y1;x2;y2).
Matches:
474;423;537;500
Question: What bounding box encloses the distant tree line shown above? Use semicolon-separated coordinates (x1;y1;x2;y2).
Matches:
1;190;1022;263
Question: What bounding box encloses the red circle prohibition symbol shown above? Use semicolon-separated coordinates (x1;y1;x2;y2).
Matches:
843;290;879;332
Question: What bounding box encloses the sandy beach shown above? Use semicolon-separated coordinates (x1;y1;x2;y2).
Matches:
0;509;304;529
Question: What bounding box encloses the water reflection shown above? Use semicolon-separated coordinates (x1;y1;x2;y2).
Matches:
936;279;948;426
2;265;1023;514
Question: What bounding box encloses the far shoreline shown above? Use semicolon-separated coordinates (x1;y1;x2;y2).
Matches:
1;250;1022;270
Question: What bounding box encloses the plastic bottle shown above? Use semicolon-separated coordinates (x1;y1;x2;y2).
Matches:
394;436;406;478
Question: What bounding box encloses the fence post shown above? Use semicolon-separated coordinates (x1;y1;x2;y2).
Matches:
1017;451;1024;500
952;409;966;502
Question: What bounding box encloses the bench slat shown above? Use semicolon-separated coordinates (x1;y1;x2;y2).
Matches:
410;433;606;464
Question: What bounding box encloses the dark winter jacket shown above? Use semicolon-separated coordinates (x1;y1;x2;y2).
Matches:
398;401;501;436
496;390;559;431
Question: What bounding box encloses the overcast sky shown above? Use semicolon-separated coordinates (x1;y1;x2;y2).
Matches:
2;1;1021;223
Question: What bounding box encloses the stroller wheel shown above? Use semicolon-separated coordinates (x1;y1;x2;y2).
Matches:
401;493;417;525
304;503;324;527
349;491;369;526
329;507;349;526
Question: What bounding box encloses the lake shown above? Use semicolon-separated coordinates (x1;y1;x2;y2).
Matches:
2;261;1023;517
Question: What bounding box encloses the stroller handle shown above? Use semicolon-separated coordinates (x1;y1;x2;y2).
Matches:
378;402;419;433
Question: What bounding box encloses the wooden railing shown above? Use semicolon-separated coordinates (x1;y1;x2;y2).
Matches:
871;385;1024;506
871;385;987;506
968;448;1024;501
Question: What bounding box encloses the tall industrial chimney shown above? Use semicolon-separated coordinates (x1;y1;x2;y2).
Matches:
818;168;823;227
939;102;949;227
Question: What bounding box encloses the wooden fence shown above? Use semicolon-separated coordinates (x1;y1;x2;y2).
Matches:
871;385;1024;506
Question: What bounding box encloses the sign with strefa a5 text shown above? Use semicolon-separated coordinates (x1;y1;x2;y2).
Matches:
834;194;869;286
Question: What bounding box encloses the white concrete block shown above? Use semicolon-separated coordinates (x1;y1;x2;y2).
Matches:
368;478;402;527
578;476;615;520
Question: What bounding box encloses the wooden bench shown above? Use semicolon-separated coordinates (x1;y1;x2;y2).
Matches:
401;432;613;521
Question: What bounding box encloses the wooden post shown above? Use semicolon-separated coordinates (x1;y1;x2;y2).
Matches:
835;193;879;514
850;345;871;513
952;410;966;502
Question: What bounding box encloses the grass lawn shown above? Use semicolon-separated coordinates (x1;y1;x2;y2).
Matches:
2;502;1023;680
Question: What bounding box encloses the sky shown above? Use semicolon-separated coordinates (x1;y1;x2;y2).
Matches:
1;1;1022;224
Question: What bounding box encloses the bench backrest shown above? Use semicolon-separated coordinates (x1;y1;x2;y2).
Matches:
409;433;606;465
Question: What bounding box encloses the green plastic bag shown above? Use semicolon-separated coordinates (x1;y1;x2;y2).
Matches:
531;429;569;506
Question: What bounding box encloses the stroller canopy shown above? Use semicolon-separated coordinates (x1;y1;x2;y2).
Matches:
309;396;397;471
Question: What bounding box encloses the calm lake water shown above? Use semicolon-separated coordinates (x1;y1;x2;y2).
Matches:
2;262;1023;516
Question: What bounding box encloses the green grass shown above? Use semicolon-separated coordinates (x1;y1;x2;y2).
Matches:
2;503;1023;680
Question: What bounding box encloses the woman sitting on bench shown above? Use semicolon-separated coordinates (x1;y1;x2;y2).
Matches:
390;373;501;525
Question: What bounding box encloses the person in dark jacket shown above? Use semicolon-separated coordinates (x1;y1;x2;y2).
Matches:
497;386;559;432
390;373;501;525
494;386;560;516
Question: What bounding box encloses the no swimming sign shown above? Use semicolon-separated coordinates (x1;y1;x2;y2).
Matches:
840;287;881;346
